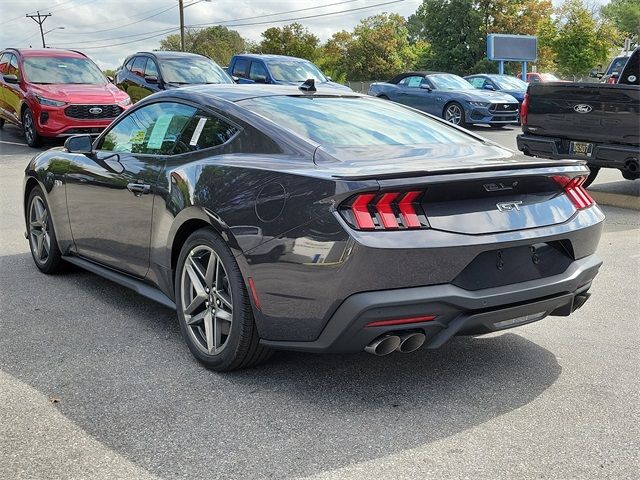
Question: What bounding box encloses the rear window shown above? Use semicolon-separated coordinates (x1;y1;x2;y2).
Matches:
238;96;474;146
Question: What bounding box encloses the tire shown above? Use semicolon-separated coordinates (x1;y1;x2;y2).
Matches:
27;186;65;274
443;102;467;127
621;170;639;181
22;108;43;148
378;94;389;100
175;228;272;371
582;167;600;188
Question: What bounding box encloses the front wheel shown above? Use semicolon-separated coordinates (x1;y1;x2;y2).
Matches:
27;186;65;273
444;102;467;127
23;108;42;148
175;228;272;371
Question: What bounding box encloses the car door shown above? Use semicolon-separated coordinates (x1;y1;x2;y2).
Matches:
127;56;150;103
142;57;162;94
248;61;269;84
231;58;250;84
0;53;9;120
65;101;197;277
394;75;430;111
1;53;22;124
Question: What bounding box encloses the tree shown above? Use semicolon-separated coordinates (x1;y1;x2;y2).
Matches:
554;0;621;76
255;23;320;60
601;0;640;40
316;30;353;82
159;26;246;66
346;13;425;80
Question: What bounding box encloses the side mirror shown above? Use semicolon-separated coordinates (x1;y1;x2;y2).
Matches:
144;75;158;84
232;75;240;83
107;75;114;83
326;76;333;82
419;83;431;91
64;135;94;154
3;74;18;84
253;74;267;84
483;84;495;91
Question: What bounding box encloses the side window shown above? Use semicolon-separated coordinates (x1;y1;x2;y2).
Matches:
144;59;159;79
468;77;484;88
401;76;424;88
131;56;146;77
6;54;19;77
232;59;248;78
99;102;196;155
0;54;8;75
124;57;135;71
249;61;267;81
174;110;239;154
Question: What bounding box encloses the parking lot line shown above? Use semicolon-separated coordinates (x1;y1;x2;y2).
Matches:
0;140;28;147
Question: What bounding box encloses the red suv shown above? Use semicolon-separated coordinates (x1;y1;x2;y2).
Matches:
0;48;131;147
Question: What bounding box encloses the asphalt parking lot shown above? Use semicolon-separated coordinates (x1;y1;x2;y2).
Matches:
1;124;638;479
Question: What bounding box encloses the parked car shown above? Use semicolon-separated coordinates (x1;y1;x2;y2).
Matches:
0;48;131;147
115;51;233;103
24;84;603;371
227;54;351;91
369;71;519;127
517;72;565;83
464;74;528;104
517;48;640;185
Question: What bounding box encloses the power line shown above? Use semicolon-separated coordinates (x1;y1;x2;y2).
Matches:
58;0;406;50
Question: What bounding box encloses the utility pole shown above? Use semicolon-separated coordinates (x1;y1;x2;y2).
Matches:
26;11;52;48
179;0;185;52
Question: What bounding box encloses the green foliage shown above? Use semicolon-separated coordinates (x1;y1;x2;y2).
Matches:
255;23;320;60
554;0;621;75
102;69;116;79
601;0;640;39
159;26;246;66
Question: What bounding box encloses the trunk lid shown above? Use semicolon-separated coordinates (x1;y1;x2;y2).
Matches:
523;83;640;146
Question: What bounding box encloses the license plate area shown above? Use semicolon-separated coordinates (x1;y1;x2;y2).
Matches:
569;141;594;157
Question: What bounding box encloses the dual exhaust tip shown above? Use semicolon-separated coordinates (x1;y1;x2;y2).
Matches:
364;332;426;356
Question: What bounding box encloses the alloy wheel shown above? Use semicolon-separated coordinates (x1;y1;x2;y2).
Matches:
445;104;463;125
29;195;51;265
180;245;233;355
24;111;35;144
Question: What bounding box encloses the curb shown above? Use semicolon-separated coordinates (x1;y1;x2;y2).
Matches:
589;191;640;211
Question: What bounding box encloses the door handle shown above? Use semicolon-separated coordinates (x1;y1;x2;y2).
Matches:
127;182;150;196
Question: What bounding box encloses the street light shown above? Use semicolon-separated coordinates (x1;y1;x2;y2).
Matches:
179;0;211;52
43;26;65;48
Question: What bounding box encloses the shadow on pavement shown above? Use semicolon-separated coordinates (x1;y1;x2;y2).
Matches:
0;252;561;479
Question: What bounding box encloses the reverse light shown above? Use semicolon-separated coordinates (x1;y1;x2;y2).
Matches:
366;315;436;328
341;190;428;230
552;175;594;210
35;96;66;107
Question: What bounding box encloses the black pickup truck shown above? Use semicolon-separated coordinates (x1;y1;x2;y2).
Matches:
517;48;639;186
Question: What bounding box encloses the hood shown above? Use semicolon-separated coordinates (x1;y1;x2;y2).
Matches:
312;142;580;179
500;89;526;101
457;89;518;103
30;83;129;104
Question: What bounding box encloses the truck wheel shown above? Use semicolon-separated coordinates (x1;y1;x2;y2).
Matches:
582;167;600;188
621;170;639;181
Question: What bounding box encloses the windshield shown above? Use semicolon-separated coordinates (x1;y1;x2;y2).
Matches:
606;57;628;75
540;73;561;81
267;60;327;83
239;96;474;146
160;57;233;85
428;74;474;90
491;76;528;90
23;57;106;84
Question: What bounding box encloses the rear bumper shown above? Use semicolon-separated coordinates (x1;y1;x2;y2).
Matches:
517;133;640;170
261;253;602;353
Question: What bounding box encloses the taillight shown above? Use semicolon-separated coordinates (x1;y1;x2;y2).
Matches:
552;175;594;210
520;93;529;126
340;190;428;230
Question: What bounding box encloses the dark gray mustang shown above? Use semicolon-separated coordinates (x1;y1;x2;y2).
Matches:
23;84;603;371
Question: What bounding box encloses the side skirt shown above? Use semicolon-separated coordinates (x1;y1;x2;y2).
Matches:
62;255;176;310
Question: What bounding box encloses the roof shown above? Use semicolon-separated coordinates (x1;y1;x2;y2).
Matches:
232;54;314;62
135;51;206;59
4;48;86;58
388;71;446;84
156;84;364;103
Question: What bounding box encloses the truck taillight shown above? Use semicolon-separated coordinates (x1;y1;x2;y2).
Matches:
552;175;594;210
520;93;529;126
340;191;429;230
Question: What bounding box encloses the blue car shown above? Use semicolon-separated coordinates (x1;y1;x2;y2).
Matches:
368;71;519;128
227;54;352;91
464;74;528;104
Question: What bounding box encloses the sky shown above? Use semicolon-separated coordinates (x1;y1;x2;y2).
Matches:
0;0;611;70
